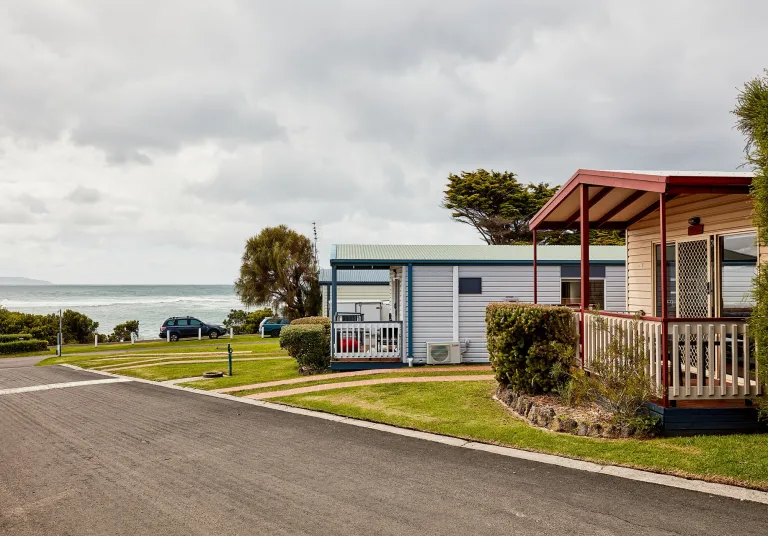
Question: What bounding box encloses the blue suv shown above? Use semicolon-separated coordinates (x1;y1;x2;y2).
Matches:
159;317;227;341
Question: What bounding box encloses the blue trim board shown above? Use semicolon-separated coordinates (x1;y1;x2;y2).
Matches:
331;259;625;267
331;267;337;359
407;263;413;358
647;403;767;435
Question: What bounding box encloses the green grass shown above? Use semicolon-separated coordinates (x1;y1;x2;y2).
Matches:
273;381;768;490
117;358;301;383
37;338;283;366
227;369;493;396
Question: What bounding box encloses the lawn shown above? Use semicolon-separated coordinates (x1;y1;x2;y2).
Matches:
273;381;768;490
222;368;494;396
37;337;283;366
116;357;301;383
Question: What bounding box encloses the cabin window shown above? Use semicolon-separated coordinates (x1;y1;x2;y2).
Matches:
459;277;482;294
719;232;757;317
560;279;605;309
655;244;677;318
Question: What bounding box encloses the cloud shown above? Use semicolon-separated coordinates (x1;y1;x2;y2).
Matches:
0;1;766;283
67;185;102;204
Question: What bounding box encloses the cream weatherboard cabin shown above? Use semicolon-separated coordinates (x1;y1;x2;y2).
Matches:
529;169;763;433
327;244;626;370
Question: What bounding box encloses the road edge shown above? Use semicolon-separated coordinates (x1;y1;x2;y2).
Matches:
59;363;768;505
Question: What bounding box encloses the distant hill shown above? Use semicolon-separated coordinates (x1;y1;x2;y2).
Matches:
0;277;53;286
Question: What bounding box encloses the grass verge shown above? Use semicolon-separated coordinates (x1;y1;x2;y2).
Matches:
272;381;768;490
223;369;494;396
115;358;301;383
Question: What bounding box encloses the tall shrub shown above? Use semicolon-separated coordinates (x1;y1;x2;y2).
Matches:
486;303;576;394
734;70;768;403
280;324;330;372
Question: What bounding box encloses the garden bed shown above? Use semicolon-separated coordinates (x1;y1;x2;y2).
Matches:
495;385;657;439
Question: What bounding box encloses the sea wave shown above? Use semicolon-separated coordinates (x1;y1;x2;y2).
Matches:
0;296;243;309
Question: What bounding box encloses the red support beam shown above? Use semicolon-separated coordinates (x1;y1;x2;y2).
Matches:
659;193;670;407
625;194;678;227
595;190;645;228
563;187;612;227
532;229;538;304
579;184;589;367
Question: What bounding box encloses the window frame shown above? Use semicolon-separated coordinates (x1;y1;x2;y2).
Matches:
559;277;607;309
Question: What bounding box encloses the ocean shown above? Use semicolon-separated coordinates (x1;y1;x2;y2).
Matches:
0;285;247;340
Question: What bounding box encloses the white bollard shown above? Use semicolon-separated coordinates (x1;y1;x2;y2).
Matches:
95;334;98;347
229;327;233;339
198;328;202;340
167;330;170;342
131;332;136;344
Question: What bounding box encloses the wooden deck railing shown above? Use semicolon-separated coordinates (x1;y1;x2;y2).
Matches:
332;321;403;359
581;312;761;401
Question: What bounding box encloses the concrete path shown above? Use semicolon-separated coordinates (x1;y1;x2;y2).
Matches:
214;365;492;393
247;374;495;399
101;356;293;372
2;356;767;535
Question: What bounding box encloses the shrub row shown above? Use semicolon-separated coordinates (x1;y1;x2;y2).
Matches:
486;303;576;395
0;333;32;343
0;339;49;355
281;317;331;371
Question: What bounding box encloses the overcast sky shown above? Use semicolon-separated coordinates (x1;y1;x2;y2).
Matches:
1;1;766;284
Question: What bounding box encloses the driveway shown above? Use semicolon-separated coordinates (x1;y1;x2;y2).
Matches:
1;357;766;535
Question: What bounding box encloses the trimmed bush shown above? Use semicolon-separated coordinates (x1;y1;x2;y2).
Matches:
486;303;576;395
290;316;331;333
0;339;49;355
0;333;33;343
280;324;330;371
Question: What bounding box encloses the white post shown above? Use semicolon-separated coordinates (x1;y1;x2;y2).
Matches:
95;334;98;347
131;332;136;344
229;327;233;339
167;330;170;342
198;328;202;340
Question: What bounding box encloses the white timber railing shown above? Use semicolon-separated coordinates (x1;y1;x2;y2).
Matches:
332;321;403;359
581;312;760;401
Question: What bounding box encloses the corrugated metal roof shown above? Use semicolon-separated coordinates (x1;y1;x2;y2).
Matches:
331;244;625;262
606;170;755;177
319;268;390;284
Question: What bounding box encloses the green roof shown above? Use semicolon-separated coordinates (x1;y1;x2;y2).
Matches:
331;244;625;265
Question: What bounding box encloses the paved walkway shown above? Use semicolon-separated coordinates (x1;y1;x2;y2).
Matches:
247;374;495;399
214;365;492;394
101;356;292;372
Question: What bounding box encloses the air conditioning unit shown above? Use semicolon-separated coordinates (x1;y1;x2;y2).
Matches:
426;342;461;365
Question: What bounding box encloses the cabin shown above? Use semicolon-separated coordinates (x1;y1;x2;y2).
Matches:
328;244;626;370
529;169;763;434
319;268;390;318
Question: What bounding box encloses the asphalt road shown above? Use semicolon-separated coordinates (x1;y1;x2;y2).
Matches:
1;358;766;535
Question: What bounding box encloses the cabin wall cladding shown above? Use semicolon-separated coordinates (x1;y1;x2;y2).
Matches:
411;266;453;360
321;285;390;316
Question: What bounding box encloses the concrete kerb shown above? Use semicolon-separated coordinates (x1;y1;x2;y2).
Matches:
56;364;768;505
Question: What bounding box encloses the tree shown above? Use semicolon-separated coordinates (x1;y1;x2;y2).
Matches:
61;310;99;344
441;169;624;245
734;69;768;405
108;320;139;342
235;226;322;320
223;308;273;334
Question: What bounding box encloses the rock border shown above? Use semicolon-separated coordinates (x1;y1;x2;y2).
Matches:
495;386;655;439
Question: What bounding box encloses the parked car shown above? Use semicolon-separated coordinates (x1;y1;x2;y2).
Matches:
259;317;290;337
159;317;227;341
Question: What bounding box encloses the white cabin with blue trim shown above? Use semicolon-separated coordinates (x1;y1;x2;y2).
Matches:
329;244;626;370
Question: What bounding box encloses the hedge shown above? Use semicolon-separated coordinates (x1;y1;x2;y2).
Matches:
0;339;50;355
486;303;576;395
290;316;331;333
280;324;330;371
0;333;33;343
